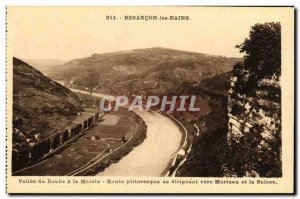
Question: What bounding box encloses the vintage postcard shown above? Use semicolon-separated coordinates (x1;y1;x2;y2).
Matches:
6;6;294;194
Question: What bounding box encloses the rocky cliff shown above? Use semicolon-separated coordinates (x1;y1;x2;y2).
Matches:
226;23;281;177
13;58;83;160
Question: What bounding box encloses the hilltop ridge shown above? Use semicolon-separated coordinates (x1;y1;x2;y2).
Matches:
48;47;241;95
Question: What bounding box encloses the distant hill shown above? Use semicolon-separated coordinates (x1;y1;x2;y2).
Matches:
199;71;233;95
13;58;83;151
48;47;241;95
172;71;233;101
22;58;66;75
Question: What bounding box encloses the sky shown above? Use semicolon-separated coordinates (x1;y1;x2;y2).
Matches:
8;7;293;60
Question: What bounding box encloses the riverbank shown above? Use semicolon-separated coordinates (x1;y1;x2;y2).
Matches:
65;93;148;176
97;111;182;176
161;112;197;177
77;115;147;176
69;89;183;176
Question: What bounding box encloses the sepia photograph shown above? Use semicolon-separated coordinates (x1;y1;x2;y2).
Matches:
6;6;294;194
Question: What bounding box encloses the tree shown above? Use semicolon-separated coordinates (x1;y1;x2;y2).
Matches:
86;68;100;94
236;22;281;79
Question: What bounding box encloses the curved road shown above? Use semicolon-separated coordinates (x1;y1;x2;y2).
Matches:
70;88;182;176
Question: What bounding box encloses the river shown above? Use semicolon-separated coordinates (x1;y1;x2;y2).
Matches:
69;88;182;176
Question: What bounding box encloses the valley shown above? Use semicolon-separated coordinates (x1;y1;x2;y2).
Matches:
12;47;240;177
